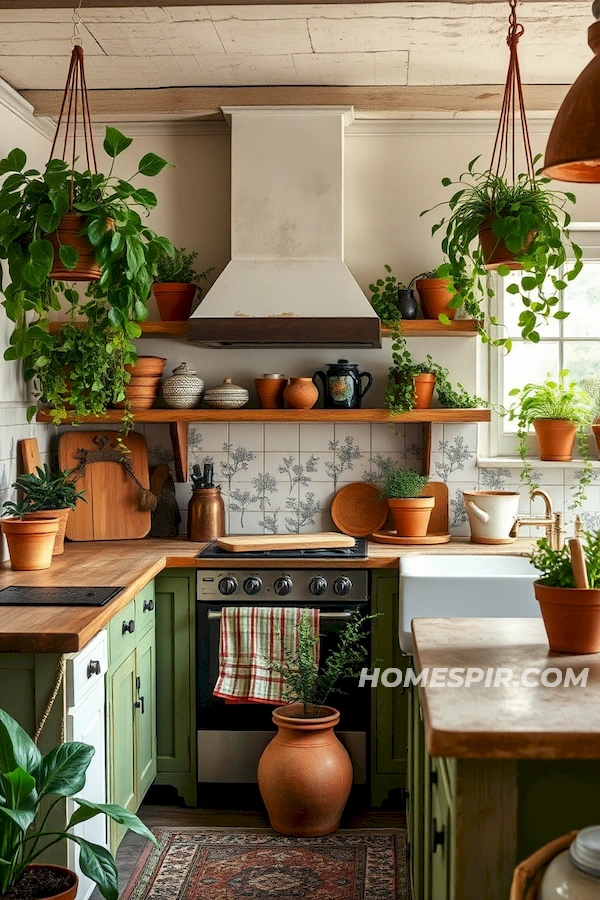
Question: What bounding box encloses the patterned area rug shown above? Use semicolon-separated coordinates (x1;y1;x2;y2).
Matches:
122;827;409;900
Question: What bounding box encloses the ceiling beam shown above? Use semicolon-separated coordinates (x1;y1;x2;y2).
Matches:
0;0;581;6
21;85;570;119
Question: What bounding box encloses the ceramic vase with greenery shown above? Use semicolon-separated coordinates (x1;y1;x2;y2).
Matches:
0;127;175;428
531;530;600;654
3;465;85;556
0;708;157;900
422;156;582;349
153;246;213;321
508;372;593;507
369;264;417;321
384;467;433;537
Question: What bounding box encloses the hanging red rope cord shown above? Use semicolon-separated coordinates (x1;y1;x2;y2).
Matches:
489;0;535;186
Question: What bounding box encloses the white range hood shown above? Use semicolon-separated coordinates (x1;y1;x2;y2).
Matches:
188;107;381;348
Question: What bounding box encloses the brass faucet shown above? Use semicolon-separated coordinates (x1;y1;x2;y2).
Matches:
509;489;565;550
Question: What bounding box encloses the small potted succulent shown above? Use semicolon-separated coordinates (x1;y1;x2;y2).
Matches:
369;264;417;321
7;464;85;555
412;265;457;322
0;501;58;571
0;707;157;900
153;246;213;321
383;467;433;537
508;372;593;506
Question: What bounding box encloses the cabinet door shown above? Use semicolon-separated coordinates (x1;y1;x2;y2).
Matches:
136;624;157;799
107;651;137;851
430;758;452;900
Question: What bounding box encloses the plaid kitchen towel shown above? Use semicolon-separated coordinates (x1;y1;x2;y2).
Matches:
213;607;320;705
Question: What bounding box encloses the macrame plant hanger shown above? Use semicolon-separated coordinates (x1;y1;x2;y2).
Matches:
48;0;101;281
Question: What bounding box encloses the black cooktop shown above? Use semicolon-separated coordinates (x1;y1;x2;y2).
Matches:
0;586;124;607
197;538;367;560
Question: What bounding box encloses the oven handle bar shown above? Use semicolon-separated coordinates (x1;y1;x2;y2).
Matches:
206;610;353;621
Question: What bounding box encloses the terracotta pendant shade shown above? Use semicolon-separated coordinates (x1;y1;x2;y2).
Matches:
544;20;600;182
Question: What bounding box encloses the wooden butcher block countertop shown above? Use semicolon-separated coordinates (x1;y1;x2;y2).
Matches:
0;537;535;653
413;618;600;760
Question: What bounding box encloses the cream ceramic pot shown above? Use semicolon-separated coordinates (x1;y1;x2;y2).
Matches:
539;827;600;899
463;490;520;544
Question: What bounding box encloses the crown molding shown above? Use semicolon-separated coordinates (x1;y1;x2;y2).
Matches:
0;78;54;140
347;116;556;135
90;120;231;137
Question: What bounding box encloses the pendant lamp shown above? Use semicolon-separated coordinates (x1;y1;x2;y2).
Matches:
544;1;600;182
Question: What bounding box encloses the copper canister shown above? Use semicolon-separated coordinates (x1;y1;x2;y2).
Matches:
187;488;225;541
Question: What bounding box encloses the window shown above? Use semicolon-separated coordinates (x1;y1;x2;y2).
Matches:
490;226;600;458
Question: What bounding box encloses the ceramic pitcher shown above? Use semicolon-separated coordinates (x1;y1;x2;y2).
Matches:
463;490;520;544
313;359;373;409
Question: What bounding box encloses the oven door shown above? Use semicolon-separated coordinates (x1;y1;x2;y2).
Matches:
197;600;369;783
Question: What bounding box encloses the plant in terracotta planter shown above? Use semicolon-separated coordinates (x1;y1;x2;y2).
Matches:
582;377;600;460
422;158;582;349
508;372;594;507
412;266;457;323
530;530;600;654
369;264;417;321
383;467;433;537
0;500;59;571
0;707;157;900
258;610;374;836
153;246;213;321
5;464;85;555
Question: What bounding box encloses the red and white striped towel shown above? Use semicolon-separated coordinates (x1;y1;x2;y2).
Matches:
213;607;319;705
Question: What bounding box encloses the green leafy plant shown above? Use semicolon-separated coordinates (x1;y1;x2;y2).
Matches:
267;610;375;717
369;265;406;322
154;246;213;285
508;371;594;506
0;707;157;900
530;530;600;588
0;127;175;426
3;465;85;516
1;498;31;520
383;467;429;499
421;156;582;349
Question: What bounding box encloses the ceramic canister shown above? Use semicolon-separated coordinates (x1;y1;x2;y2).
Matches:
463;490;520;544
162;362;204;409
540;827;600;899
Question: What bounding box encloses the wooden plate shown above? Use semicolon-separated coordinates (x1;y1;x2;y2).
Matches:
371;530;451;545
331;483;389;538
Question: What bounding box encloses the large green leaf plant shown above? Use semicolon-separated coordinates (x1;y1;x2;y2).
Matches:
0;127;174;426
0;707;157;900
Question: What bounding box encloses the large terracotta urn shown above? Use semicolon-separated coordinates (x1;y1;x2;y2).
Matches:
258;704;353;836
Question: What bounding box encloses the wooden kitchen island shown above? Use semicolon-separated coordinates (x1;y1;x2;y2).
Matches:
409;618;600;900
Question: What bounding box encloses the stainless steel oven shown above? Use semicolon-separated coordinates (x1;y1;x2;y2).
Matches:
197;568;369;784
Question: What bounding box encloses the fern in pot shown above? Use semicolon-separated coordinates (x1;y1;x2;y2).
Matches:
153;246;213;321
4;464;85;556
384;467;432;537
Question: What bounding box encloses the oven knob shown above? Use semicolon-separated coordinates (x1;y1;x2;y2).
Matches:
243;576;262;595
274;575;293;596
218;576;238;595
333;576;353;596
309;576;327;596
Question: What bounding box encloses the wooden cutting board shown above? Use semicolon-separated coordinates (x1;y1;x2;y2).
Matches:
423;481;450;535
217;533;356;553
58;431;151;541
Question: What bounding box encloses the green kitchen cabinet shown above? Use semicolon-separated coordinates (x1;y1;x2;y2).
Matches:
136;624;157;798
107;649;138;850
154;570;197;806
370;570;410;807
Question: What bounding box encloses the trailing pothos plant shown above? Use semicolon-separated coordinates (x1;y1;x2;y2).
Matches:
507;371;594;508
0;127;175;426
421;155;582;349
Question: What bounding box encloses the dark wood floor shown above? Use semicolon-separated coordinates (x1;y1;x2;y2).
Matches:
92;785;406;898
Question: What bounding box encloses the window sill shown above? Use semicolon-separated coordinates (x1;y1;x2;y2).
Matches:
478;457;600;469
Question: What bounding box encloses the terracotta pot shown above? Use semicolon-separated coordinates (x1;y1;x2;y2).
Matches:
415;277;457;320
388;496;435;537
24;508;70;556
533;419;577;461
592;424;600;459
413;373;436;409
15;864;79;900
534;582;600;654
254;377;288;409
113;385;159;410
1;517;59;570
48;213;101;282
125;357;167;378
153;283;197;321
258;704;352;836
127;375;162;389
479;213;536;271
284;377;319;410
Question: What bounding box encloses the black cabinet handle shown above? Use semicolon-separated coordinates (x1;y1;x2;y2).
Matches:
143;598;154;612
122;619;135;635
430;770;438;786
87;660;101;678
432;817;445;853
134;696;145;715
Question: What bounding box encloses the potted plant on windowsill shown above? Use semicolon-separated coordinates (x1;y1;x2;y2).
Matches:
153;246;213;321
0;707;157;900
508;371;594;507
6;464;85;555
383;467;433;537
0;503;59;571
421;156;582;349
412;266;458;322
257;610;373;837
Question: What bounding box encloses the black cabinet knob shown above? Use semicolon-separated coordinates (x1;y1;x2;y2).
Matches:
87;660;101;678
143;598;154;612
122;619;135;635
432;817;445;853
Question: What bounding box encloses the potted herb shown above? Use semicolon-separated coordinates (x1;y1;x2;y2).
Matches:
422;157;582;348
582;377;600;460
383;467;432;537
412;266;457;322
0;128;174;427
369;264;417;321
531;530;600;654
258;610;373;836
153;246;213;321
6;464;85;555
508;372;593;506
0;502;58;571
0;707;157;900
